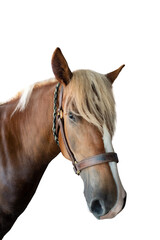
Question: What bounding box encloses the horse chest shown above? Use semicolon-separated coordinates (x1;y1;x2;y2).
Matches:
0;157;46;214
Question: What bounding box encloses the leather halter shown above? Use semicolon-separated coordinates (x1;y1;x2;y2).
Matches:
54;83;119;175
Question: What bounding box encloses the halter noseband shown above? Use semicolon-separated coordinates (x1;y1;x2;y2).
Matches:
53;83;119;175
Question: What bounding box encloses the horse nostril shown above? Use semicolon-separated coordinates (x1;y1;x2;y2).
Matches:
90;199;104;216
121;195;127;211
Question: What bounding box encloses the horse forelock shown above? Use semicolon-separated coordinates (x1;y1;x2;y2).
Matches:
64;70;116;136
12;70;116;135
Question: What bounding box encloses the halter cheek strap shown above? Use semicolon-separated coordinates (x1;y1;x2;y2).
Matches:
53;83;119;175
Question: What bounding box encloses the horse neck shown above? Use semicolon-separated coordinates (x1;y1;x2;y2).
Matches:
6;82;60;167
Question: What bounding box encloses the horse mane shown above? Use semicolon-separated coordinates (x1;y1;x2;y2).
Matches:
0;78;55;108
12;78;55;113
11;70;115;135
65;70;116;135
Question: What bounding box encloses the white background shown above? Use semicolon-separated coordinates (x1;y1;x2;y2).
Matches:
0;0;160;239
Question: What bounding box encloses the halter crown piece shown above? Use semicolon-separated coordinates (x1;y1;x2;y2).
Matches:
53;82;60;146
53;83;119;175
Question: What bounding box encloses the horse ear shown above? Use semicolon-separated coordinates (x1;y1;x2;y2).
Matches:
51;48;73;85
106;65;125;84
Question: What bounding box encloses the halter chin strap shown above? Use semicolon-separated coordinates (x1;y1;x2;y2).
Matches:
53;83;119;175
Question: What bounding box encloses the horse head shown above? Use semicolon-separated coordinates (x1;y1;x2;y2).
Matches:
51;48;126;219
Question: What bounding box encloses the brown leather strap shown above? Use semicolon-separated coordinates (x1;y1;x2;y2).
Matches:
56;85;63;138
58;118;77;164
76;152;118;172
56;85;119;175
56;86;78;168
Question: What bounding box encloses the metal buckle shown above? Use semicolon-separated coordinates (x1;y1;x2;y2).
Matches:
58;109;63;119
73;161;80;175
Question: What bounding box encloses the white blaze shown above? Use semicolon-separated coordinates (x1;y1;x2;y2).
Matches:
102;125;126;219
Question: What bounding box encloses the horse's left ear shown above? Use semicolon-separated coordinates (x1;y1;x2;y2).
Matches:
106;65;125;84
51;48;73;85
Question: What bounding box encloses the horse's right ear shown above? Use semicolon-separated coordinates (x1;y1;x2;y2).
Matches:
51;48;73;85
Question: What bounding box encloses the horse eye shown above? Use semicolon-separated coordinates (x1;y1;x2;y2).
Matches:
68;112;76;122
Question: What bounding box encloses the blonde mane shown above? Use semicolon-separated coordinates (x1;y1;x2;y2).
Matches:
12;70;116;135
12;78;55;113
65;70;116;135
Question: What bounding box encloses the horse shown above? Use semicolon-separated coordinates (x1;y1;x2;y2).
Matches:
0;48;126;239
